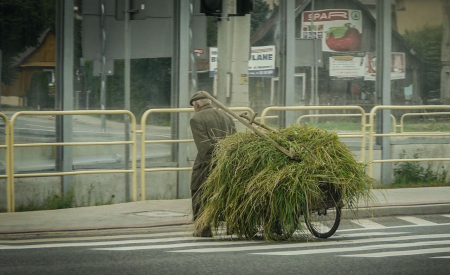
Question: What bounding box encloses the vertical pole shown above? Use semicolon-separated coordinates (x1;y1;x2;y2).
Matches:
279;0;295;127
376;0;392;184
217;0;230;104
171;0;191;199
55;0;74;194
310;0;316;123
124;0;131;201
229;15;250;107
0;50;2;111
100;0;107;132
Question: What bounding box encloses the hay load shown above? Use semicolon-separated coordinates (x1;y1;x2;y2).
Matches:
194;124;376;240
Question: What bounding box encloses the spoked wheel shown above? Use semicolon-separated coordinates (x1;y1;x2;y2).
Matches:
304;205;341;239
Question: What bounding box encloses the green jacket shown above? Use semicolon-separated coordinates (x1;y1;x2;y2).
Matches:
190;104;236;190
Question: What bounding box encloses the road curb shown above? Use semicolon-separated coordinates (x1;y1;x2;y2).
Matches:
342;203;450;219
0;220;192;235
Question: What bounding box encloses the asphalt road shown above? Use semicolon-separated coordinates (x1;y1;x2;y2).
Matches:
1;214;450;275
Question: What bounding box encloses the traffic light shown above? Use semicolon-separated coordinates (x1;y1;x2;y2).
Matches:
200;0;222;16
235;0;253;16
200;0;253;16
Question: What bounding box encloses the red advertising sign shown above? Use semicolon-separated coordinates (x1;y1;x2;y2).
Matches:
301;9;363;52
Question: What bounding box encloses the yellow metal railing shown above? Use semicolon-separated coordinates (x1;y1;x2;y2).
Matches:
139;107;255;201
8;110;138;212
0;113;12;212
400;112;450;133
3;105;450;211
260;106;367;162
297;113;398;133
368;106;450;177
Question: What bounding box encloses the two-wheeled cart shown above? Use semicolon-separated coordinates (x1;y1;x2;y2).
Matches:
200;91;342;239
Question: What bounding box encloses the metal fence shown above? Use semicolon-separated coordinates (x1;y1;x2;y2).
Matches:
367;106;450;177
6;110;137;212
2;105;450;212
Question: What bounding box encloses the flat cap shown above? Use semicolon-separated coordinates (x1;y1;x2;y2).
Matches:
189;91;210;106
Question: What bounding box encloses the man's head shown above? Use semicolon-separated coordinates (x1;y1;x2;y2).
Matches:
190;91;212;112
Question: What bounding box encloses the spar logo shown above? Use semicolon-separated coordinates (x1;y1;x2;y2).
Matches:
303;9;351;22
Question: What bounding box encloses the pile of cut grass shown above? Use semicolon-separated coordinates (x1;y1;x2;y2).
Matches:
194;125;376;240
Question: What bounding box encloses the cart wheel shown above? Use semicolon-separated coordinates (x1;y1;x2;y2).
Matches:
304;205;341;239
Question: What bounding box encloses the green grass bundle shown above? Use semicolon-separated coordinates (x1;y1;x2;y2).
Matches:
195;125;376;240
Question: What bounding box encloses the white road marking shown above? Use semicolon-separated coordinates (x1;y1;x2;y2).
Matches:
91;232;408;251
0;232;188;244
0;237;201;250
169;234;450;253
349;219;386;229
334;232;407;238
308;222;331;232
93;241;254;251
396;216;437;226
342;247;450;258
337;222;450;232
431;256;450;259
254;240;450;256
442;215;450;219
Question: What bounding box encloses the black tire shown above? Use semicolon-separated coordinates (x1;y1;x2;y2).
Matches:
304;205;341;239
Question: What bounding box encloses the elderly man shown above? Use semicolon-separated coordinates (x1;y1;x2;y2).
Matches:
189;91;236;237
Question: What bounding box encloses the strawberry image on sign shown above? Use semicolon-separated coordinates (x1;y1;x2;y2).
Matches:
325;23;361;52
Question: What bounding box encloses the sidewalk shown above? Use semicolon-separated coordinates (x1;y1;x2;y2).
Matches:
1;187;450;234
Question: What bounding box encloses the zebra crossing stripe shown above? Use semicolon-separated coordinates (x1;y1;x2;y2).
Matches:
431;256;450;259
170;234;450;253
442;215;450;219
396;216;437;226
93;241;254;251
253;240;450;256
349;219;386;229
91;232;407;251
341;247;450;258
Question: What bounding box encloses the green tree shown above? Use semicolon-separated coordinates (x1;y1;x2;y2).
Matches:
206;0;271;47
250;0;270;35
403;26;443;100
0;0;51;85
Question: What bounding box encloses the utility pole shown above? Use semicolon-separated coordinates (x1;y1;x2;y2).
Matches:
55;0;74;194
376;0;392;185
123;0;132;201
441;0;450;101
279;0;295;126
217;0;250;107
217;0;230;104
0;50;2;111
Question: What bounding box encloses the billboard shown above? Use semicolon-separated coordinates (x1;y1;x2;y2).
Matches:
301;9;363;53
209;45;276;77
328;52;406;80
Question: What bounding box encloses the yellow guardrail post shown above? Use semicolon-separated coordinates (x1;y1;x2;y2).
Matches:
367;105;450;178
140;107;254;201
8;110;137;212
0;114;12;212
261;106;366;163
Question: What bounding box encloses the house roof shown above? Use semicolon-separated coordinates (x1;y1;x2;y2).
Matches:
14;29;53;67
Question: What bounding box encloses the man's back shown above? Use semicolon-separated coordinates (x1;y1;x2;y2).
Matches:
190;105;236;167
